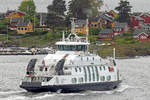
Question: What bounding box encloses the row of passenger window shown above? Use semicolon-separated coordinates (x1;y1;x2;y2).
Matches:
30;77;52;82
71;75;111;84
74;65;108;73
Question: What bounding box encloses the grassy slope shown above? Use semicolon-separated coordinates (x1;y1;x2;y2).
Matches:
1;31;150;57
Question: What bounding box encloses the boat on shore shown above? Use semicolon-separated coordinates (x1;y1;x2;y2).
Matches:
20;19;121;93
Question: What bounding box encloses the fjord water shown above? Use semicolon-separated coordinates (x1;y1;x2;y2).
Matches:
0;55;150;100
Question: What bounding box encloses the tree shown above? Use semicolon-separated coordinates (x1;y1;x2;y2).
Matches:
47;0;66;33
0;19;9;34
68;0;103;19
48;0;66;16
18;0;36;22
115;0;132;24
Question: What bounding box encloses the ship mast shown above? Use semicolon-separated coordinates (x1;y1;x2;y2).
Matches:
86;19;89;43
86;19;89;52
71;18;76;34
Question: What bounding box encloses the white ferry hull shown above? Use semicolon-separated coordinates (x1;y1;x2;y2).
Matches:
20;80;122;93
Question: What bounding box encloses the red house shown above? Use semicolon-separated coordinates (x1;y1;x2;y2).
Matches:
112;22;129;35
10;17;24;30
133;29;150;42
140;13;150;24
131;16;144;29
99;29;114;39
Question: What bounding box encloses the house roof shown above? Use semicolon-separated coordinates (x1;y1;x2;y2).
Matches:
114;22;128;28
6;10;27;16
133;29;150;36
134;16;145;21
101;14;113;22
99;29;113;34
140;13;150;17
75;20;86;28
90;12;114;23
89;16;100;22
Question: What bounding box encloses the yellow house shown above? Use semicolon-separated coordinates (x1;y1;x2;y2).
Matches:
17;21;33;34
89;17;101;28
72;20;88;34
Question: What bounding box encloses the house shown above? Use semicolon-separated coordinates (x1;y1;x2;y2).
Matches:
89;17;101;28
106;10;118;18
98;29;114;39
10;17;24;30
0;13;4;20
140;13;150;24
112;22;129;35
74;20;88;34
39;13;47;27
131;16;145;29
89;12;114;29
5;10;26;18
142;24;150;31
100;13;114;25
17;21;33;34
133;29;150;42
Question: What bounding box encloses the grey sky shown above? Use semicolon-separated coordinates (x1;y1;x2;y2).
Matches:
102;0;150;12
0;0;150;13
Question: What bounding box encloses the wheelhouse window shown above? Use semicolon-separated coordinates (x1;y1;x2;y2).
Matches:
57;45;87;51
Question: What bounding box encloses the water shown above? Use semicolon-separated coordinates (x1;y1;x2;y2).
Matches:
0;55;150;100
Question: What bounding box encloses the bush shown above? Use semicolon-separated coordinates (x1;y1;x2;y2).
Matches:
89;28;101;35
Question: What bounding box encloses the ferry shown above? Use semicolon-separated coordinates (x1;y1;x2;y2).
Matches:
20;19;121;92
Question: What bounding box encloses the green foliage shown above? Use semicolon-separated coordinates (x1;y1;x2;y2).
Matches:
68;0;103;19
48;0;66;16
47;0;66;32
0;20;6;30
0;19;9;34
18;0;36;22
89;35;99;43
115;0;132;24
89;28;101;35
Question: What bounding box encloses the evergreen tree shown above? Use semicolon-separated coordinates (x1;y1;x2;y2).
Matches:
115;0;132;24
68;0;103;19
47;0;66;33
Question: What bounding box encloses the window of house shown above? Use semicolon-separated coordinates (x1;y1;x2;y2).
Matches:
79;29;82;32
21;28;24;30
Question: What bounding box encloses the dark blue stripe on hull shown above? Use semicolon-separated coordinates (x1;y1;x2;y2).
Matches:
20;80;122;93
